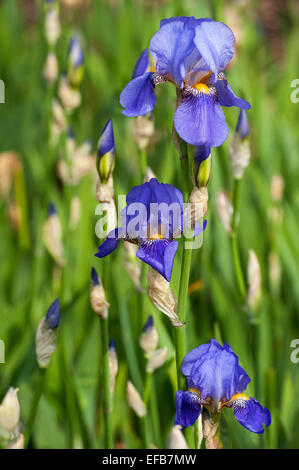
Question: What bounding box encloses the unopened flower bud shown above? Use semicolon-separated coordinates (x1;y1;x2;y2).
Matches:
167;426;188;449
43;52;58;85
50;99;67;145
139;316;158;354
147;267;183;327
146;347;168;373
126;381;146;418
97;120;115;184
247;250;262;315
43;203;65;266
123;242;143;292
229;110;250;179
268;252;281;293
132;114;154;150
108;339;118;397
193;144;211;188
270;174;284;203
0;151;20;199
0;388;20;441
58;75;81;113
44;3;61;46
67;36;84;88
90;267;109;318
216;190;233;234
36;298;60;368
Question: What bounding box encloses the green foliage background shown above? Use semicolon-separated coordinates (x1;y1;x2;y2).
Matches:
0;0;299;449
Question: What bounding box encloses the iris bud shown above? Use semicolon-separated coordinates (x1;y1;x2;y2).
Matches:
0;388;20;442
90;267;109;319
67;36;84;89
216;190;233;234
108;340;118;397
167;426;188;449
126;381;146;418
43;203;65;266
97;120;115;184
247;250;262;318
36;299;60;369
44;1;61;46
147;267;183;327
229;110;250;180
43;52;58;85
193;144;211;188
139;316;158;355
146;347;168;373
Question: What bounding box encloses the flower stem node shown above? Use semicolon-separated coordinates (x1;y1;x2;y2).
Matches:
126;381;147;418
147;267;183;327
90;268;109;319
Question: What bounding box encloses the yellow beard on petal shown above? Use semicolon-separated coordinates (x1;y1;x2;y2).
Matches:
193;82;210;94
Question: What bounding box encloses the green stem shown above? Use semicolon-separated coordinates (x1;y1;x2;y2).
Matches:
140;148;147;182
24;368;47;448
99;316;113;449
230;178;246;299
141;372;152;449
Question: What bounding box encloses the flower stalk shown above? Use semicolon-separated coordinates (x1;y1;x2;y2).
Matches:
230;178;246;299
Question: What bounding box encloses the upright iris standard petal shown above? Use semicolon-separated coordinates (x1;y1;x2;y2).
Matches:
175;391;201;428
194;21;235;75
149;18;198;87
174;92;229;147
95;229;120;258
45;298;61;330
120;72;156;117
133;49;150;79
232;397;271;434
216;78;251;110
137;239;178;282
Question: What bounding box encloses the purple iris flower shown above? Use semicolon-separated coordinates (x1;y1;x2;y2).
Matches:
95;178;195;282
120;17;250;148
175;339;271;434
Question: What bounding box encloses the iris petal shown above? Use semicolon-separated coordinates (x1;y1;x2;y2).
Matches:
120;72;156;117
194;21;235;75
216;78;251;110
132;49;149;79
136;239;178;282
174;92;229;147
174;391;201;429
232;397;271;434
149;18;198;87
95;229;120;258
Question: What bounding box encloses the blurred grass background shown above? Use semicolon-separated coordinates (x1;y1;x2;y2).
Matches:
0;0;299;449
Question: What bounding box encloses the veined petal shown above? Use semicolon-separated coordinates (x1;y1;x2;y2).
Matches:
232;397;271;434
136;239;178;282
194;21;235;75
133;49;149;79
95;229;120;258
120;72;156;117
174;90;229;147
174;391;201;429
216;77;251;110
182;339;222;383
149;19;198;87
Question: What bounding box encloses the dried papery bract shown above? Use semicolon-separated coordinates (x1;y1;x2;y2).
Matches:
50;99;67;146
268;252;281;293
247;250;262;316
270;174;284;203
146;347;168;373
58;76;81;114
90;268;109;319
126;381;146;418
216;190;233;234
6;433;24;449
144;166;156;183
147;267;183;327
0;151;20;199
229;110;250;180
123;242;143;292
132;114;155;150
167;426;188;449
44;3;61;46
96;175;114;203
186;186;208;229
202;409;223;449
58;140;95;186
35;318;58;369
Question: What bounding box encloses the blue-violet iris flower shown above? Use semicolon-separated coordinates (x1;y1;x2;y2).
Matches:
175;339;271;434
120;17;250;149
95;178;205;282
